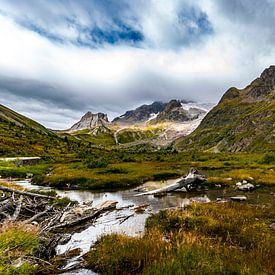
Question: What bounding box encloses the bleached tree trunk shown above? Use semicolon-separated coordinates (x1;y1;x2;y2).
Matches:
135;168;206;196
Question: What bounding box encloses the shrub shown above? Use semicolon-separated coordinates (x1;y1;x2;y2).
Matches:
259;153;275;164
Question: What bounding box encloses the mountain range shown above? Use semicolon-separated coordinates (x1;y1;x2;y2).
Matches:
0;65;274;155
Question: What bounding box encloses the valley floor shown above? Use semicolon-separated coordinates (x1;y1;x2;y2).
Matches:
0;151;274;274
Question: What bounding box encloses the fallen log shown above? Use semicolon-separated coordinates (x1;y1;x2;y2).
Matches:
48;209;102;231
10;195;23;221
0;185;55;199
135;168;206;196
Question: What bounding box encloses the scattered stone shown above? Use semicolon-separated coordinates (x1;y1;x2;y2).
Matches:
242;180;247;184
215;184;222;188
236;182;242;186
247;176;254;181
225;177;233;181
238;183;255;191
216;197;222;201
230;196;247;201
270;223;275;230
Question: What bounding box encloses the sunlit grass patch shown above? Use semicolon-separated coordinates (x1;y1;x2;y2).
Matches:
86;202;275;274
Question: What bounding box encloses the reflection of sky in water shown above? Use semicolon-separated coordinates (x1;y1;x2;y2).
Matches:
14;178;194;256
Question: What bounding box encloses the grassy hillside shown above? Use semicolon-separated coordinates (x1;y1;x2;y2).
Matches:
174;66;275;152
0;104;84;158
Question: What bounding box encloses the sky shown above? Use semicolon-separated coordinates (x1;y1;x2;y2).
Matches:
0;0;274;129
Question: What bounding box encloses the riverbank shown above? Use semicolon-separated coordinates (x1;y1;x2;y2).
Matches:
1;169;275;274
85;202;275;274
1;152;275;191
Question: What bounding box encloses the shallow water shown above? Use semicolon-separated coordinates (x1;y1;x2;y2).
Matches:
14;178;274;273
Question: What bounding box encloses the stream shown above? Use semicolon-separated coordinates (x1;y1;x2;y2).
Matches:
13;178;274;274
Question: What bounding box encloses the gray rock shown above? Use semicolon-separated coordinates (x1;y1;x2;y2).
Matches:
230;196;247;201
59;234;72;245
238;183;255;191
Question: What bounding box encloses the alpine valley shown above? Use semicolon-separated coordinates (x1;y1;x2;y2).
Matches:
0;66;274;275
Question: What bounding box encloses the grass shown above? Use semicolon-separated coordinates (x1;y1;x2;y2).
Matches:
1;152;274;190
85;202;275;274
0;222;39;275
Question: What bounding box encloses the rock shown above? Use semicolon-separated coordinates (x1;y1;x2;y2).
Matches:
225;177;233;181
190;196;211;203
270;223;275;229
215;184;222;188
242;180;248;184
247;176;254;181
236;182;242;186
59;234;72;245
238;183;255;191
230;196;247;201
69;111;110;134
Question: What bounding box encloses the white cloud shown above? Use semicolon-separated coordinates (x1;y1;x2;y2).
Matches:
0;1;274;129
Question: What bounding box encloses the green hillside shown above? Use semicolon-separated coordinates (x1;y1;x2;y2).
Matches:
174;66;275;152
0;104;81;158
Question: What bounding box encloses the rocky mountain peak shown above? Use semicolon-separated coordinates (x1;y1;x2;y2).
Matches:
260;65;275;88
70;112;109;132
112;101;167;124
246;65;275;99
163;99;182;112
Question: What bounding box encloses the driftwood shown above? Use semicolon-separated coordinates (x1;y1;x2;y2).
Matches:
135;168;206;196
0;185;55;199
0;183;120;238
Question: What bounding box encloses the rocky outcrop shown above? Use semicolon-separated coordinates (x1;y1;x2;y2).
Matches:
174;65;275;152
70;112;110;132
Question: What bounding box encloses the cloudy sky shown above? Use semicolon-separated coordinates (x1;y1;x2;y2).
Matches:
0;0;274;129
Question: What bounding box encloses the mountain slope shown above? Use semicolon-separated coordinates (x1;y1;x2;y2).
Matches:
0;104;81;157
174;65;275;152
0;104;49;134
